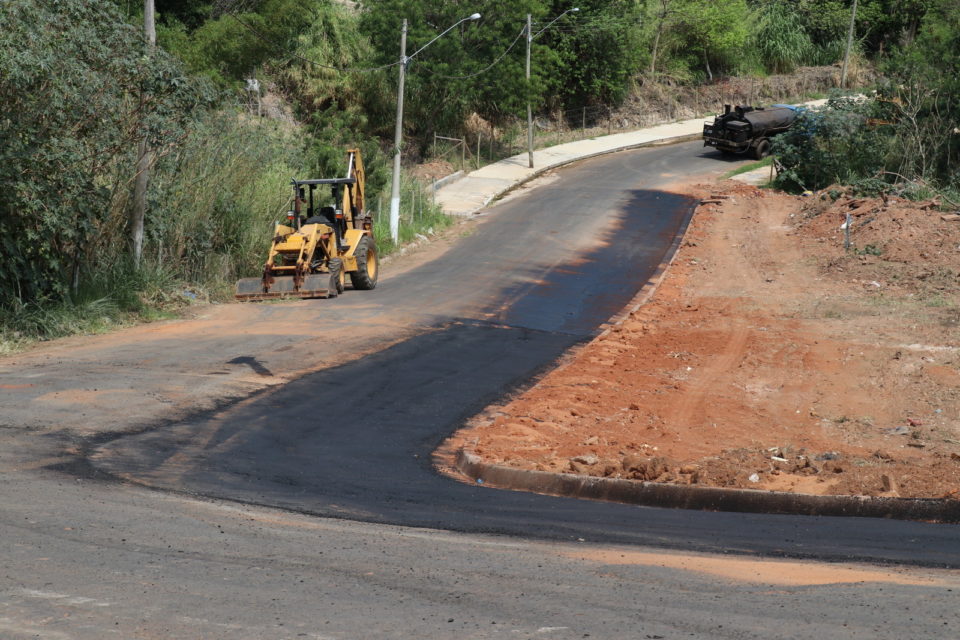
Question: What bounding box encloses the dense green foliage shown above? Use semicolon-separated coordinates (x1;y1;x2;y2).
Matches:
774;0;959;195
773;98;894;191
1;0;955;346
0;0;205;302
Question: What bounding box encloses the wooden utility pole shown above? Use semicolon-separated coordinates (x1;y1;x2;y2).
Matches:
131;0;156;267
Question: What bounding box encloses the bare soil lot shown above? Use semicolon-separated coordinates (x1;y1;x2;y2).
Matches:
447;181;960;499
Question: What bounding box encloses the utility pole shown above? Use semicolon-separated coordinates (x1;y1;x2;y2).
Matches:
388;13;479;244
389;19;408;245
131;0;156;267
525;9;578;169
526;13;534;169
840;0;858;89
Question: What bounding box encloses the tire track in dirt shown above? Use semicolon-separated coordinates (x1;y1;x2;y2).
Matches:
665;319;751;430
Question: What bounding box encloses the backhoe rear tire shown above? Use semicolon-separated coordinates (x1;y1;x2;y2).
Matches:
350;236;378;290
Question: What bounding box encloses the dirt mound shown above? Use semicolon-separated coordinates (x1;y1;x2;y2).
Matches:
408;160;456;183
798;190;960;301
445;182;960;499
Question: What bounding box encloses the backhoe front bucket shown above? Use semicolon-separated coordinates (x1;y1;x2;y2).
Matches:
234;274;335;301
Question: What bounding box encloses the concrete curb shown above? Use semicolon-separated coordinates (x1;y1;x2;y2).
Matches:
431;170;464;192
455;450;960;522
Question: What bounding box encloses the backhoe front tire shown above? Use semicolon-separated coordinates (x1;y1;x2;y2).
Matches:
349;236;378;290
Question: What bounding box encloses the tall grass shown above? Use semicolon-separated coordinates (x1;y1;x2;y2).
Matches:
148;109;305;287
0;259;181;353
370;174;455;254
750;1;813;74
0;108;306;349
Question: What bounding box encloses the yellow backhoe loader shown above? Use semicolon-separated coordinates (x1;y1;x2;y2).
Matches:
235;149;378;300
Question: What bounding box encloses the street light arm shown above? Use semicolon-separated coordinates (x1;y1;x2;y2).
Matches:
388;12;479;244
407;13;482;61
531;7;578;40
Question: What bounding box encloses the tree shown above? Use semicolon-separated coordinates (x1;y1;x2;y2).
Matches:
0;0;200;303
358;0;551;144
675;0;749;80
545;0;645;106
647;0;677;76
750;0;813;74
131;0;157;268
645;0;748;80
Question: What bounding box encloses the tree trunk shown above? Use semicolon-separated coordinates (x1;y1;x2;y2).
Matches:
649;0;670;76
649;18;664;75
130;0;155;267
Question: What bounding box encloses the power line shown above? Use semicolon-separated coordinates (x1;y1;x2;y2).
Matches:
532;15;644;33
421;10;625;81
224;10;400;74
429;26;527;79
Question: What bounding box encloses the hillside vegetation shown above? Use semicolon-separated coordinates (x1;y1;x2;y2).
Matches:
0;0;956;348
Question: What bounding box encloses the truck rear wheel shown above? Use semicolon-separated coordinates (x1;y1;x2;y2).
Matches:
752;139;771;160
349;236;378;290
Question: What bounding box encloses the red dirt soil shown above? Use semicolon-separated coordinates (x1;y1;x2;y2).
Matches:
445;181;960;499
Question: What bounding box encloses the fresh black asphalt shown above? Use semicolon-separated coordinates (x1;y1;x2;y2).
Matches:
90;143;960;568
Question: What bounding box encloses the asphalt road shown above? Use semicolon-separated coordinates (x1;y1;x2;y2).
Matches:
2;142;959;639
89;143;960;567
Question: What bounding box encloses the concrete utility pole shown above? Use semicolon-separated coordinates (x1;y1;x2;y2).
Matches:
840;0;858;89
526;14;534;169
388;13;481;244
389;18;408;245
131;0;156;267
525;8;578;170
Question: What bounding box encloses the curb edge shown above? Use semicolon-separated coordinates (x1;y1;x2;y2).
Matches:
454;450;960;522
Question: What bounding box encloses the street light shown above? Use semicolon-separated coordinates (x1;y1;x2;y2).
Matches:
526;8;579;169
389;12;481;244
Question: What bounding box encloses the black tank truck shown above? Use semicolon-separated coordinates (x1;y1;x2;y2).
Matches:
702;104;799;159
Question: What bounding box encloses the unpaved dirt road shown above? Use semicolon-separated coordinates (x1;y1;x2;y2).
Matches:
1;143;958;639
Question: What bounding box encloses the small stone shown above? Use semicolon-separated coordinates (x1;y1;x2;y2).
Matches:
568;460;589;474
628;403;641;411
571;454;599;466
748;473;761;483
583;436;600;446
881;474;899;495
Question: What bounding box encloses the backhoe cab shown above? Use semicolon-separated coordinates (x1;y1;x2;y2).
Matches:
235;149;379;300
